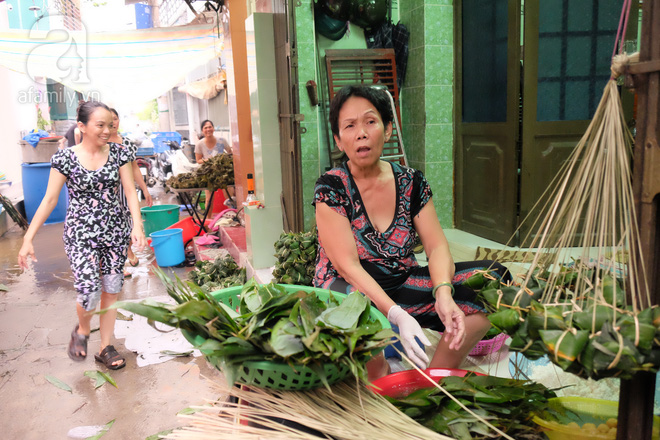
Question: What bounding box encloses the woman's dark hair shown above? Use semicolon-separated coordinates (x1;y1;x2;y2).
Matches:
200;119;214;131
109;108;119;117
77;101;111;124
329;85;393;137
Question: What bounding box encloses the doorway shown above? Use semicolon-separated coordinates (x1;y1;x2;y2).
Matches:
455;0;636;246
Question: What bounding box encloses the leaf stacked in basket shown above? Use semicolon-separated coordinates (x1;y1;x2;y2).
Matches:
187;254;246;293
386;373;556;440
166;153;234;190
474;265;660;379
113;271;394;389
271;230;318;285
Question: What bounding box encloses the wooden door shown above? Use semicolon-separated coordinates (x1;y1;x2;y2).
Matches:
519;0;628;245
456;0;635;245
274;0;303;232
455;0;521;244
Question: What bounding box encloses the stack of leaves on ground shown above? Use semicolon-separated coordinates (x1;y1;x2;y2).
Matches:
188;254;246;293
112;274;394;389
387;373;556;440
272;230;318;285
167;153;234;190
472;264;660;380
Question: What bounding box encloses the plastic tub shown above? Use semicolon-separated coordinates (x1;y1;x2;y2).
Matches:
532;397;660;440
21;163;68;225
369;368;485;399
150;228;185;267
20;139;61;163
141;204;180;236
166;216;210;245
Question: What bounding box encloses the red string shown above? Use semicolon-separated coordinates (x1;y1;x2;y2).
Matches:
612;0;633;59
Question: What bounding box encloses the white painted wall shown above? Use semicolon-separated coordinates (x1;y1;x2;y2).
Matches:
0;1;39;202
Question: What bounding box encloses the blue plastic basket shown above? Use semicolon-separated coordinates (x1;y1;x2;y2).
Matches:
151;131;182;153
136;147;154;156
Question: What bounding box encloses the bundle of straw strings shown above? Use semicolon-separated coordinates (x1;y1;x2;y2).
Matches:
164;380;455;440
479;74;660;379
517;77;649;308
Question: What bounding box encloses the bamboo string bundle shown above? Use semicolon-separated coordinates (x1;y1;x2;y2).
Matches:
164;380;454;440
480;77;659;379
516;78;648;306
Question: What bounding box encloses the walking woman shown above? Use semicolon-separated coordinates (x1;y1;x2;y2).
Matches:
109;108;152;274
18;101;147;370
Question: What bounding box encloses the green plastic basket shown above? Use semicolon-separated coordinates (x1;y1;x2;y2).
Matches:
181;284;390;391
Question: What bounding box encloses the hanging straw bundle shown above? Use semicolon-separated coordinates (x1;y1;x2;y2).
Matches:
475;74;660;379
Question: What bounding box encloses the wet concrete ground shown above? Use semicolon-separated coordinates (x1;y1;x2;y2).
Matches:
0;189;227;439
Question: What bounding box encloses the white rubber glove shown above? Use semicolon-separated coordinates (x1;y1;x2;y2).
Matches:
387;305;431;369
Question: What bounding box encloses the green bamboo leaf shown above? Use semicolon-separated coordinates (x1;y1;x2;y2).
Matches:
145;429;174;440
177;405;211;415
45;375;72;393
84;419;114;440
84;370;106;389
98;371;118;388
160;350;193;357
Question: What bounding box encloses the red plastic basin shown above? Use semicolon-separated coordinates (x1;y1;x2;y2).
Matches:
166;216;210;244
369;368;485;399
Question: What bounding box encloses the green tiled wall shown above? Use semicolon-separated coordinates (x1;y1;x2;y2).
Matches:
401;0;455;227
296;1;455;229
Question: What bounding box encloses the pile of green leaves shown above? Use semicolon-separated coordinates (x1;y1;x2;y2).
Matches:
473;266;660;379
113;272;394;390
167;154;234;190
188;255;246;293
272;230;318;286
386;373;555;440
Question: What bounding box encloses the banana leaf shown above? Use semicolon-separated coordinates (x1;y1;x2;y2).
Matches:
527;300;569;339
539;329;589;370
571;305;618;333
580;322;645;378
617;307;656;354
487;307;521;334
317;292;368;330
462;271;488;290
266;319;304;358
600;274;626;307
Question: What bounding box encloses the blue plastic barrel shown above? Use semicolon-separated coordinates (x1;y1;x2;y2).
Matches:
150;228;185;267
21;163;68;225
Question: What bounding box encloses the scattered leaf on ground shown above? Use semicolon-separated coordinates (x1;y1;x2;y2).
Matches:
84;370;118;389
0;284;8;292
177;405;210;415
84;419;114;440
160;350;193;357
45;375;72;393
145;428;174;440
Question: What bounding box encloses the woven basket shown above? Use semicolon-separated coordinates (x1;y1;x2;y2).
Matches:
204;355;352;391
181;284;389;391
469;332;509;356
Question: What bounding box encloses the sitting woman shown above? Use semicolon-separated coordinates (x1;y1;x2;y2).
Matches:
313;85;510;375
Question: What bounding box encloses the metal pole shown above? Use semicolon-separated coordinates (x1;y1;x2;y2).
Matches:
617;1;660;439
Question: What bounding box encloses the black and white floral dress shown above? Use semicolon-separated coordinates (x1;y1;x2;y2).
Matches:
51;142;134;311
